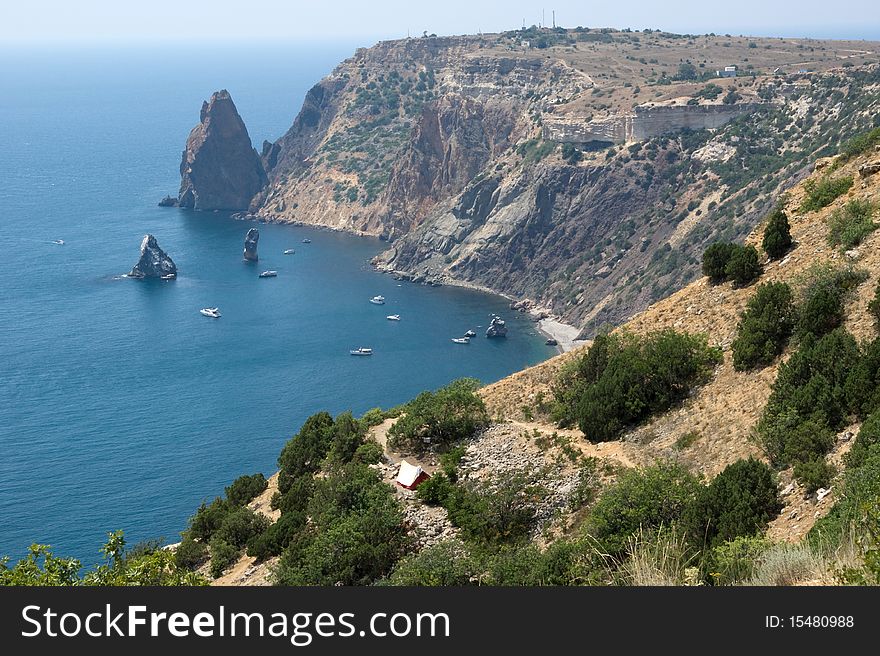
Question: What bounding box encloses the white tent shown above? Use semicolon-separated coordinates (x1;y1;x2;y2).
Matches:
396;460;428;489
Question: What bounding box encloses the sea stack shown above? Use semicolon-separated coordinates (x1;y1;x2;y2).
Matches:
176;90;267;211
243;228;259;262
129;235;177;279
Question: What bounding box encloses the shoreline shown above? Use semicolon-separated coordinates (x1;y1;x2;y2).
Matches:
374;267;587;354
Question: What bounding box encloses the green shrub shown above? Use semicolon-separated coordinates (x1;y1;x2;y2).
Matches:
838;126;880;161
800;175;853;213
685;458;781;550
847;413;880;469
325;411;368;466
758;329;859;468
275;462;411;585
208;538;239;578
385;540;477;586
445;471;542;545
246;510;306;561
555;330;720;442
809;445;880;550
793;458;835;494
173;534;208;571
732;282;796;370
212;506;271;550
351;441;384;465
724;244;763;286
277;411;335;493
225;473;268;507
702;242;736;282
416;472;454;505
827;199;876;249
707;536;772;585
388;378;489;453
795;265;867;339
588;462;701;559
843;338;880;418
188;498;230;542
761;206;793;260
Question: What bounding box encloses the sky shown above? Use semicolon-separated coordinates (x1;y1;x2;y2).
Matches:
1;0;879;45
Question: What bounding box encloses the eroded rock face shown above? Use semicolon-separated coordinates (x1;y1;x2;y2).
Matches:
129;235;177;278
243;228;259;261
177;90;267;211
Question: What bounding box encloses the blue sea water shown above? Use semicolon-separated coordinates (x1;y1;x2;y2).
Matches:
0;43;555;564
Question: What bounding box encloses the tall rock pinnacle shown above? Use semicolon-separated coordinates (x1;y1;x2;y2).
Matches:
177;90;267;211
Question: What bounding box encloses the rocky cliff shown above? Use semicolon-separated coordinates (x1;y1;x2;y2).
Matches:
187;30;880;335
177;90;267;211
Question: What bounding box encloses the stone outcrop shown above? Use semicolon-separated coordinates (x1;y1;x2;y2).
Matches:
542;102;765;145
128;235;177;279
177;90;267;211
243;228;259;261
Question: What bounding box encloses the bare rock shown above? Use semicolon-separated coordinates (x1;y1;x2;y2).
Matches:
129;234;177;279
243;228;259;262
177;90;267;211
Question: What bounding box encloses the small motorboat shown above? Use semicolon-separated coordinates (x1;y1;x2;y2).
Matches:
369;295;386;305
200;307;221;318
283;249;295;255
350;347;373;356
161;273;176;280
259;270;278;278
387;314;401;321
302;238;312;244
451;337;471;344
464;329;476;337
52;239;65;245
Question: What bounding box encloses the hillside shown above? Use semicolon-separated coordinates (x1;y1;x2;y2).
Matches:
194;141;880;587
482;144;880;542
238;28;880;334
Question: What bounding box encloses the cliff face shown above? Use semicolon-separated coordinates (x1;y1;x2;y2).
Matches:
214;31;880;334
178;90;267;211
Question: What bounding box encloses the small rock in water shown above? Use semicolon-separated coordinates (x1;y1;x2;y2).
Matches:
128;234;177;279
243;227;259;262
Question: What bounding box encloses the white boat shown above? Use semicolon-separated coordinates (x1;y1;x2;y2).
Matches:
464;329;476;337
386;314;401;321
451;337;471;344
52;239;64;245
161;273;176;280
200;307;221;318
302;238;312;244
369;295;386;305
259;270;278;278
350;347;373;356
283;249;295;255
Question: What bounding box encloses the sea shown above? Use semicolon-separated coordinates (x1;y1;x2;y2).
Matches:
0;42;555;564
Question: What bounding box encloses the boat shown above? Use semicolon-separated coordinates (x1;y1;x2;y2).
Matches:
464;329;476;337
283;249;295;255
350;347;373;356
160;273;176;280
302;238;312;244
451;337;471;344
52;239;64;245
545;338;558;347
486;315;508;338
200;307;221;318
386;314;401;321
259;270;278;278
369;295;386;305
